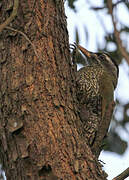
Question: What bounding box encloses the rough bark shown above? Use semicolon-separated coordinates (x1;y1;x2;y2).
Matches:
0;0;107;179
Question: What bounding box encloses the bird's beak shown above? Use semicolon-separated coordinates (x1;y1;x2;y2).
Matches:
75;43;91;58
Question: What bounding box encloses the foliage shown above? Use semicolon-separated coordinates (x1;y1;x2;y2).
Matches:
67;0;129;155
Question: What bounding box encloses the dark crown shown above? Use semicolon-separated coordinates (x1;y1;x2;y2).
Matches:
95;53;119;77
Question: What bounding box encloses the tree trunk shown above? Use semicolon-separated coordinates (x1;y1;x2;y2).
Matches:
0;0;107;179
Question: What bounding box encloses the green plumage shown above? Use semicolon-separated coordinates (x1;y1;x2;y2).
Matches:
73;44;118;156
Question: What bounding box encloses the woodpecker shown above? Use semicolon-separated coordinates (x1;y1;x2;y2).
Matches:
72;43;119;156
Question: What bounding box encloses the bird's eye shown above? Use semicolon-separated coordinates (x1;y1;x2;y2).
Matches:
98;54;105;60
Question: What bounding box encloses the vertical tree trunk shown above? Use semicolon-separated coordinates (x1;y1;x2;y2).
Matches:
0;0;107;179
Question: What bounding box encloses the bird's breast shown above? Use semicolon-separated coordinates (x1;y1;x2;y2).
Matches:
76;66;112;99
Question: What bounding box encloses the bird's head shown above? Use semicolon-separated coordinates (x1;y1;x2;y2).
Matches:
74;43;119;79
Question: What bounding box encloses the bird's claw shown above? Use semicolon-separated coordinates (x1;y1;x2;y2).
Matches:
70;42;77;50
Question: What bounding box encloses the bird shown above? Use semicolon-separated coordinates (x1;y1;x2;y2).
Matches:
71;43;119;157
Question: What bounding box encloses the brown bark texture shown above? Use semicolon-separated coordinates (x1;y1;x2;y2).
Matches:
0;0;107;179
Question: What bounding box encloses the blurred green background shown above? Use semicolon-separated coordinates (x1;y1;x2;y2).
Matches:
65;0;129;179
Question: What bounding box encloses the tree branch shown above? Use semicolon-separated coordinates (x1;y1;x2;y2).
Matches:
90;0;127;11
6;26;39;59
113;167;129;180
107;0;129;65
0;0;19;33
